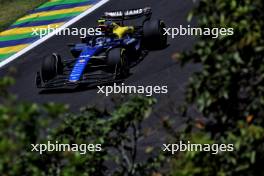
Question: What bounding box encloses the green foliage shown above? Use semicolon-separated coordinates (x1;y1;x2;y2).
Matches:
0;77;162;176
0;0;48;32
170;122;264;176
180;0;264;128
169;0;264;175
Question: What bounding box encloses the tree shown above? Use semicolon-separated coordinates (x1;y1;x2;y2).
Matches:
169;0;264;175
0;77;163;176
180;0;264;129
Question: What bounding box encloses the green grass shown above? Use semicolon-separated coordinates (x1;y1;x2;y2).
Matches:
0;0;48;32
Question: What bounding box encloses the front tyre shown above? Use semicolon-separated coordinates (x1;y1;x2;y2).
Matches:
41;53;63;82
143;20;167;49
107;48;130;79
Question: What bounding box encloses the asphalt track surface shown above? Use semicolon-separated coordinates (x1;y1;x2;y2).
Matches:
0;0;199;123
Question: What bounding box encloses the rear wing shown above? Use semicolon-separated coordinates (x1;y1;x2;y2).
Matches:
102;7;152;21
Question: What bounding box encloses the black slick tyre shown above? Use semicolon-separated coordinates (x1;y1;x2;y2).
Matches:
107;48;130;79
143;20;167;49
41;53;63;82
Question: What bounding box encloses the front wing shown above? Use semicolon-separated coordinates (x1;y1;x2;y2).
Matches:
36;71;117;89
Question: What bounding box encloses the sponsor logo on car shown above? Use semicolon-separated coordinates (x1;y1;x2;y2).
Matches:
124;9;143;16
79;59;86;63
80;55;90;58
105;11;123;17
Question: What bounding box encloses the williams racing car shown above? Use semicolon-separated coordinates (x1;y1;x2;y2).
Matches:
35;7;167;89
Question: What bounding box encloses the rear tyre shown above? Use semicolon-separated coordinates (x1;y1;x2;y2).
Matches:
41;53;63;82
107;48;130;79
143;19;167;49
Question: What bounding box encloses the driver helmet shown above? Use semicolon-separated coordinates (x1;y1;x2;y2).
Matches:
97;19;116;34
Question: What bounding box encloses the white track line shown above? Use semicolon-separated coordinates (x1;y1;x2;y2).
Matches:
0;0;109;68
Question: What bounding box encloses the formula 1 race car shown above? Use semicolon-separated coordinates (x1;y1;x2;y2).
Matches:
35;7;167;89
